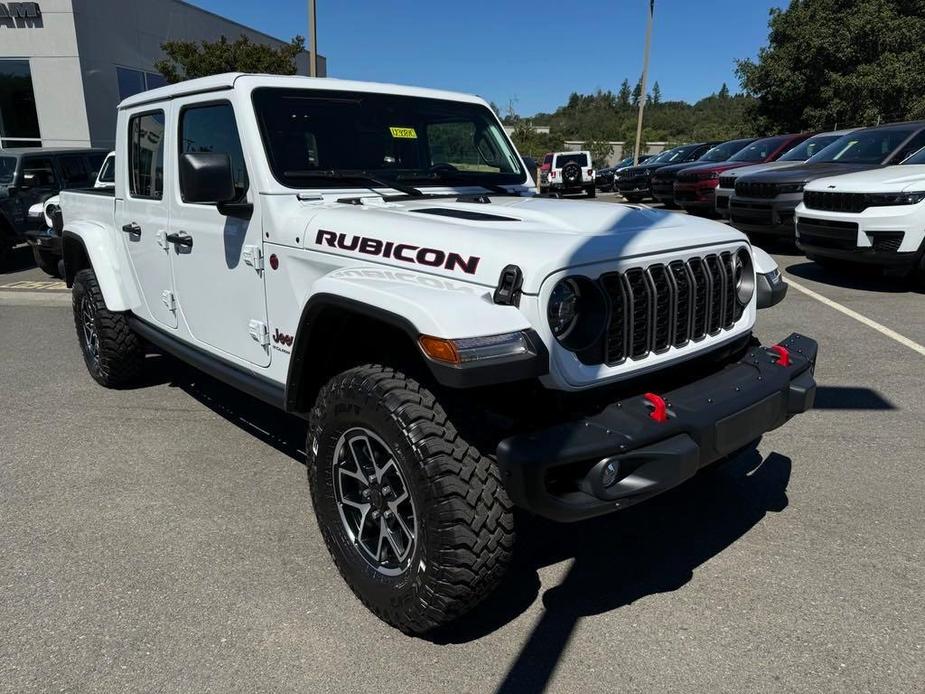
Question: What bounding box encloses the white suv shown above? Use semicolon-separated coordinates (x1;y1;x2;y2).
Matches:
541;150;595;197
796;155;925;278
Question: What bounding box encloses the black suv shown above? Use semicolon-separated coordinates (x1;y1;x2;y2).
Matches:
0;148;108;270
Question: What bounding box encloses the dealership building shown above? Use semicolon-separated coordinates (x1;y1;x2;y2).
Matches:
0;0;325;149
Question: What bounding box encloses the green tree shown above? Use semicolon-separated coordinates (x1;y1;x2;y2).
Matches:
737;0;925;132
618;79;632;107
651;81;662;105
155;34;306;83
718;82;730;99
632;79;643;106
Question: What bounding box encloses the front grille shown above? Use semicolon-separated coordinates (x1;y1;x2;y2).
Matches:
718;176;736;189
735;181;779;198
716;195;729;209
598;252;744;365
803;190;866;213
676;172;699;183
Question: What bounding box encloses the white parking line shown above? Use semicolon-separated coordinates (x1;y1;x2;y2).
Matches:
786;276;925;357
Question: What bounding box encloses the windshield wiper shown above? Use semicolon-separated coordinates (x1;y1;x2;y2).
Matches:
396;172;517;196
282;169;425;198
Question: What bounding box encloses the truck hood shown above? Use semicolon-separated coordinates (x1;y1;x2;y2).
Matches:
739;162;879;185
804;164;925;193
303;195;746;294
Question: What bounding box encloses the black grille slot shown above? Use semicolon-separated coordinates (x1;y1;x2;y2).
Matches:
648;265;673;352
870;232;904;252
624;268;652;359
704;255;725;334
688;257;709;339
599;274;628;364
669;261;692;346
718;176;736;189
598;252;742;365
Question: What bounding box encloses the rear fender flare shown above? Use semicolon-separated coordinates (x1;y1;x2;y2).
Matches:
62;223;138;311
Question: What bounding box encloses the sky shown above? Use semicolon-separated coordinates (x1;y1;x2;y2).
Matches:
189;0;786;116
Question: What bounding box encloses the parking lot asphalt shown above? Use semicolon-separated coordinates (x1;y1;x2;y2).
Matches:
1;209;923;694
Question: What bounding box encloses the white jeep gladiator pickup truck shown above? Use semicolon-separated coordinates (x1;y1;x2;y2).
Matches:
60;73;815;634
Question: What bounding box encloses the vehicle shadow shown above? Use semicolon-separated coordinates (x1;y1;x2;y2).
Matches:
785;260;923;294
162;357;308;462
428;450;791;671
1;244;38;274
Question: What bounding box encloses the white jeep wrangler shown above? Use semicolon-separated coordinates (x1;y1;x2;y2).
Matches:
60;73;815;634
540;150;596;197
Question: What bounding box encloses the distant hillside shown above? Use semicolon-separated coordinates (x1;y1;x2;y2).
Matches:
506;84;756;159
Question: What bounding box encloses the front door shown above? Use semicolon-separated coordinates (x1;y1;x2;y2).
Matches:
168;97;269;367
117;108;177;329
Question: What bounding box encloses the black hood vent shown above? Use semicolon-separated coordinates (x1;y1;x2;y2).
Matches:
412;208;519;222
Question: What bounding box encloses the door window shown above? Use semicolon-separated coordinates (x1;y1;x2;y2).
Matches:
58;155;90;188
20;157;55;188
178;102;248;200
128;111;165;199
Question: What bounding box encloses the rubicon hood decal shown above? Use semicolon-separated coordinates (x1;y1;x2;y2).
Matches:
315;229;481;275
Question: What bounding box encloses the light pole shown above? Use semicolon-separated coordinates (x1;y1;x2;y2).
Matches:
633;0;654;165
308;0;318;77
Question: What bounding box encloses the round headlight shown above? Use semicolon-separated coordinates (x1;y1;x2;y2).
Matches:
548;278;580;338
734;248;755;306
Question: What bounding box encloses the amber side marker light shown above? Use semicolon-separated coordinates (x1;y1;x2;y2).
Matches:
418;332;533;366
419;336;460;365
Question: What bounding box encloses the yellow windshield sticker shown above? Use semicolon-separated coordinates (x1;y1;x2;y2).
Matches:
389;127;418;139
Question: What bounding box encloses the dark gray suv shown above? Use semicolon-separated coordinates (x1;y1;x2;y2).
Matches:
0;147;108;271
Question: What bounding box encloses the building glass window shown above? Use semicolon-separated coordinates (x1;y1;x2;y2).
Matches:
0;60;41;148
117;67;169;100
129;111;165;199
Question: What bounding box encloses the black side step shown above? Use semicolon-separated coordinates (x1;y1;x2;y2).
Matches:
128;317;289;412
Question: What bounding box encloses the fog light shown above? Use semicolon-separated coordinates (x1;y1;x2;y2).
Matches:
600;458;620;488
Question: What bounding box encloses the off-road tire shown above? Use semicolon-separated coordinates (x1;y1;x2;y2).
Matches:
307;364;515;634
72;268;144;387
31;244;60;277
585;185;596;198
562;162;581;187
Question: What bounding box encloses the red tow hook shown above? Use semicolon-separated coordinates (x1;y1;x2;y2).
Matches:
770;344;791;367
643;392;669;423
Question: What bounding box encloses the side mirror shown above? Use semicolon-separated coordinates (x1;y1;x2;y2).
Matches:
179;152;236;204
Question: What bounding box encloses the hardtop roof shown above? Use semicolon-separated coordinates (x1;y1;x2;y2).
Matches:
118;73;489;111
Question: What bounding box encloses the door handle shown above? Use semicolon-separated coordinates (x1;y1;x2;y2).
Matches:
165;232;193;248
121;222;141;235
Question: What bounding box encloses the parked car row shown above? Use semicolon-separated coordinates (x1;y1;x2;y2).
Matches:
610;122;925;278
0;147;110;273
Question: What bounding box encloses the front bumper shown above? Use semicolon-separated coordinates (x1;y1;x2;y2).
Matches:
715;187;732;218
795;206;925;268
615;176;651;196
497;333;817;522
651;179;677;204
24;228;62;255
675;181;718;209
729;194;802;235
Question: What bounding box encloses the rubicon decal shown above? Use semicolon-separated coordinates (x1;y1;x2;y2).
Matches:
315;230;480;275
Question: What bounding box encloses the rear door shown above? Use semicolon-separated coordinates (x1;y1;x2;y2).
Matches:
168;96;269;367
117;107;177;328
14;156;58;233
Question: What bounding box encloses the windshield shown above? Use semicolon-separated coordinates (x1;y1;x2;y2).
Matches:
663;145;700;162
700;139;753;163
779;134;841;161
728;135;790;163
252;88;525;189
899;146;925;164
0;157;15;185
807;127;917;165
